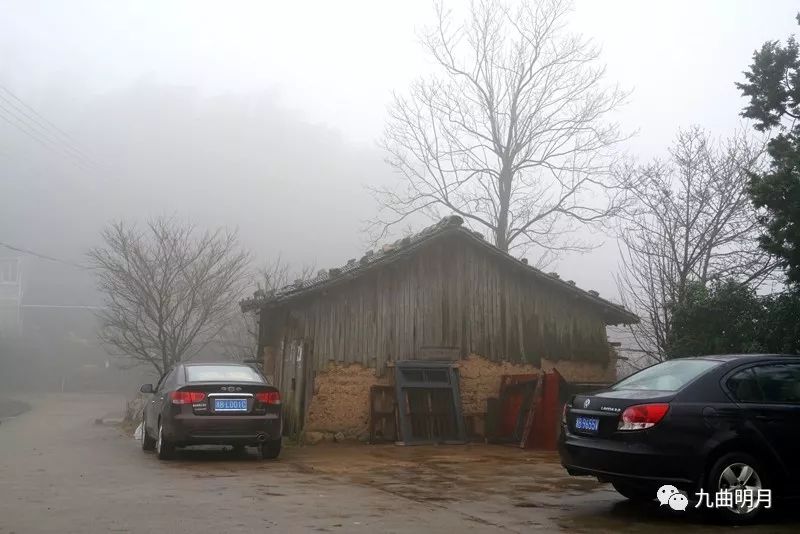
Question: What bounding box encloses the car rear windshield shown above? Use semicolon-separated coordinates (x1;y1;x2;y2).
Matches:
612;359;721;392
185;365;263;383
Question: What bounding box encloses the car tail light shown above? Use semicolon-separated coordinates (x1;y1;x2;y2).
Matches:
256;391;281;405
618;403;669;431
170;391;206;404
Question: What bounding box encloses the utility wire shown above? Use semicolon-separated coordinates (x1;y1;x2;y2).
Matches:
0;90;97;168
0;85;104;173
0;104;97;174
0;241;89;270
0;104;87;167
0;86;89;154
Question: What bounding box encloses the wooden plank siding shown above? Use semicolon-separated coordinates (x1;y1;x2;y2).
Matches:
261;234;610;380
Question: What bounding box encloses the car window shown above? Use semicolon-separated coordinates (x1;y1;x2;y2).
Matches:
613;359;722;392
726;368;763;402
751;364;800;404
185;365;264;383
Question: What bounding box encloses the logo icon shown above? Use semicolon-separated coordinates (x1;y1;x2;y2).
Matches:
656;485;681;508
658;485;773;512
668;493;688;511
583;399;590;408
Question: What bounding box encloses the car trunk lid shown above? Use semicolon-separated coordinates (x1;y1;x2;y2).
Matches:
568;389;676;437
176;383;280;415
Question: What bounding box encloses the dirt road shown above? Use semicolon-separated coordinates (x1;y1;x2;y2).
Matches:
0;394;797;533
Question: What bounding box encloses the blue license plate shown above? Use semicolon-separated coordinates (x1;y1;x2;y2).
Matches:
575;416;599;433
214;398;248;412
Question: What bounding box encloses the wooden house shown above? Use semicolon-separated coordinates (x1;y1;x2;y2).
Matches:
241;215;638;440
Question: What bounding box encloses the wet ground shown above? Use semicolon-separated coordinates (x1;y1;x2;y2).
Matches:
0;393;798;533
0;396;30;419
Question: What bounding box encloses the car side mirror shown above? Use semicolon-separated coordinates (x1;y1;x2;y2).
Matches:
140;383;154;394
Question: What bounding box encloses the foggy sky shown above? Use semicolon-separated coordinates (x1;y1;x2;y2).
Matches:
1;0;799;307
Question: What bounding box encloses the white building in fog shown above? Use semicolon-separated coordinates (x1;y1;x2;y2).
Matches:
0;257;23;337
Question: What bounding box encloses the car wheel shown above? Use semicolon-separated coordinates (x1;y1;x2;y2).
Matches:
257;439;281;460
156;419;175;460
611;481;656;502
706;452;768;523
141;415;156;451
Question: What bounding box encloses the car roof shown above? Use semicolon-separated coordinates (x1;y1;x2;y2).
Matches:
182;362;254;367
682;353;799;363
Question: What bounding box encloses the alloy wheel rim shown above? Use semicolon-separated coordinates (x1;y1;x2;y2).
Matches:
717;462;762;514
156;423;162;454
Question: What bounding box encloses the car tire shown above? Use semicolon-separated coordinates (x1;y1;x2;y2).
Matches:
257;439;281;460
141;416;156;451
611;481;657;502
705;452;768;523
156;419;175;460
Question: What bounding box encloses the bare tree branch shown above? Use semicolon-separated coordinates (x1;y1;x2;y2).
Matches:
615;127;776;363
218;257;316;362
370;0;630;257
88;216;251;379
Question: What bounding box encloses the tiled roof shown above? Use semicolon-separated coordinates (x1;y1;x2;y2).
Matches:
241;215;638;325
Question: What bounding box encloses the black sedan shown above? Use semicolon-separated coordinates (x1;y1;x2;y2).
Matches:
559;354;800;522
140;362;283;460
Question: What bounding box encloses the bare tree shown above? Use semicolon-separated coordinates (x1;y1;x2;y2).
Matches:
88;217;250;379
370;0;629;261
219;257;316;362
615;127;774;363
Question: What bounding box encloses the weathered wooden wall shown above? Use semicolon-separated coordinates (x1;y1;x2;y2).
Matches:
261;235;610;383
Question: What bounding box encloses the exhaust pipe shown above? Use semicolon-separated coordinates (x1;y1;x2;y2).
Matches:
256;433;267;443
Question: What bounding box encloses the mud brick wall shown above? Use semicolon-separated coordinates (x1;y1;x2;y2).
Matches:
304;353;616;438
540;355;616;384
458;355;539;416
458;353;616;417
305;363;385;438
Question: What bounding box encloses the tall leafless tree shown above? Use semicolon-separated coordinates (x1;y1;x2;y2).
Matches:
615;127;775;363
89;217;250;379
219;257;317;362
370;0;629;262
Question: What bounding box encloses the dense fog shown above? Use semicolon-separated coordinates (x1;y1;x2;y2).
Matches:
1;0;798;391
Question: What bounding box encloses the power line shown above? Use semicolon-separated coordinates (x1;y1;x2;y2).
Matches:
0;104;97;174
0;90;96;167
0;85;104;172
0;86;86;152
0;241;89;270
0;105;87;167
